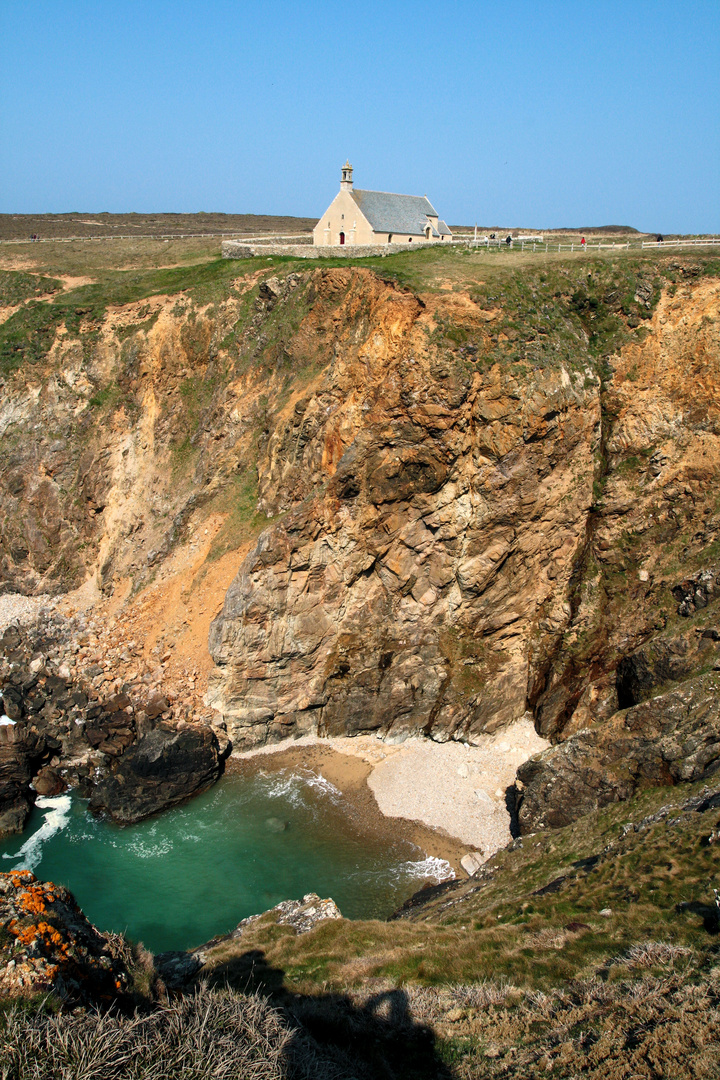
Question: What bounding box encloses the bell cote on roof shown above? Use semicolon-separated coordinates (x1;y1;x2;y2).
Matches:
340;161;354;191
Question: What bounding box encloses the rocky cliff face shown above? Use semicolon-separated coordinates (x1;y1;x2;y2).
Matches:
2;254;720;830
1;279;257;597
514;270;720;825
208;269;600;747
208;263;720;780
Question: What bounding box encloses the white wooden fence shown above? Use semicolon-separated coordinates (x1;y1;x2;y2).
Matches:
455;235;720;254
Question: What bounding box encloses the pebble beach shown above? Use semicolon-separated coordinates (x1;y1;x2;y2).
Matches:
232;717;549;871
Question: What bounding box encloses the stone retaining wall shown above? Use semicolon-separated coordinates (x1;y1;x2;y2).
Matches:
222;239;447;260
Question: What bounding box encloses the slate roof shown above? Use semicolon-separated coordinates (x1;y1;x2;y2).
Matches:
437;220;451;236
351;189;448;237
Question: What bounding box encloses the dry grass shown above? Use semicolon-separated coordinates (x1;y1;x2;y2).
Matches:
6;967;717;1079
620;941;693;969
422;970;720;1078
0;987;291;1080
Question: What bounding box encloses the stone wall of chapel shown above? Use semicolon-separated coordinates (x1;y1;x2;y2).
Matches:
312;190;376;246
312;191;451;246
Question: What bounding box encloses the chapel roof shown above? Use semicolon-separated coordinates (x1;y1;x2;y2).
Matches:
350;189;441;236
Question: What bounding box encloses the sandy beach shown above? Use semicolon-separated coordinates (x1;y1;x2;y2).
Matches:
230;717;548;876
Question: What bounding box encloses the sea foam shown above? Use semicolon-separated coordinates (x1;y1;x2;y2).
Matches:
2;794;72;873
261;769;342;807
401;854;455;883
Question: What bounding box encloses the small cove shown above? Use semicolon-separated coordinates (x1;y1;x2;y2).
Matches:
0;767;452;953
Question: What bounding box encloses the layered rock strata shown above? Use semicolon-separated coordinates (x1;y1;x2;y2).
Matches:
209;273;600;747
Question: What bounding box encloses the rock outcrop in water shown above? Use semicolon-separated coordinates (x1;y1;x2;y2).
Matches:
88;723;223;824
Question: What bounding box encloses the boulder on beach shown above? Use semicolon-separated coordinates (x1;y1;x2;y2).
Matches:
460;852;484;877
88;723;223;825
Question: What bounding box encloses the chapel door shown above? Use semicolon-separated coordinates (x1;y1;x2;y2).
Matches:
339;232;345;245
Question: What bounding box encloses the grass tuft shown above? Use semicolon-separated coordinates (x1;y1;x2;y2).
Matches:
1;986;290;1080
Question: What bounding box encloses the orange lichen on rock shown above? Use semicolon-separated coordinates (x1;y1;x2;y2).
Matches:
9;869;34;886
17;881;55;916
12;920;68;955
1;870;129;1004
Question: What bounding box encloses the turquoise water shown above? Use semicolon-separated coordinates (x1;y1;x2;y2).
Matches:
0;768;450;953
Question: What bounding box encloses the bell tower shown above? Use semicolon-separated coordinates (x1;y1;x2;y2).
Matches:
340;160;353;191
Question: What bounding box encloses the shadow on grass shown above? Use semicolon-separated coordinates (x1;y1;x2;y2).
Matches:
676;900;720;934
207;948;454;1080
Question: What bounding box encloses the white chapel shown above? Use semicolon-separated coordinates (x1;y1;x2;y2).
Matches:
313;163;452;247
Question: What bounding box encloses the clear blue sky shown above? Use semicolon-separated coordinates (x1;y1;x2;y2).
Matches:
1;0;718;232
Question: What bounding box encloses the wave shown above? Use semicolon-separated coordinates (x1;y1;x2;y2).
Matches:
1;794;72;873
298;770;342;801
257;769;342;808
126;837;174;859
400;854;456;883
342;852;456;890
